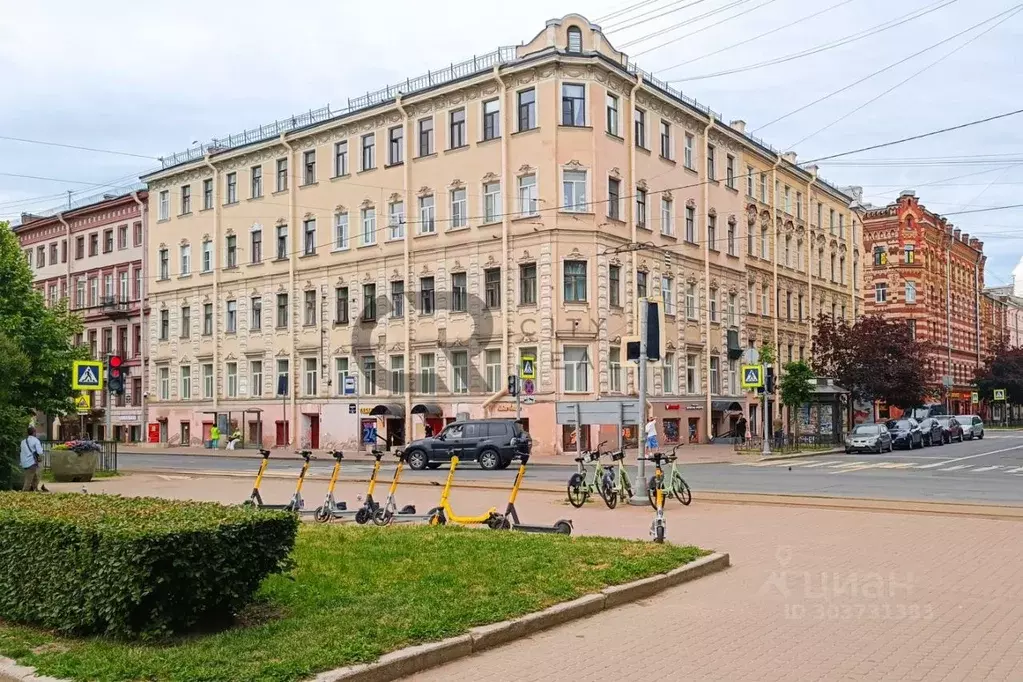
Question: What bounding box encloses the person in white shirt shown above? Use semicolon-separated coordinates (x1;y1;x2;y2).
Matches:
20;426;44;492
645;417;658;450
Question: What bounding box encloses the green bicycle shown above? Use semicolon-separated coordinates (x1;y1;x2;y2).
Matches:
567;442;616;509
600;449;635;509
646;444;692;508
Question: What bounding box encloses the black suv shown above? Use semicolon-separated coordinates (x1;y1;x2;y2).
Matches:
403;419;531;471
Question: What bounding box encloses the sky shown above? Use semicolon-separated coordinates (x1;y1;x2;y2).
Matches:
2;0;1022;285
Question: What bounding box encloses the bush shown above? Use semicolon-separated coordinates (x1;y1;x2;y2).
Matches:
0;493;297;639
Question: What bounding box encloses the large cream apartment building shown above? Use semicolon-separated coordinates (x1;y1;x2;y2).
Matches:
143;14;860;454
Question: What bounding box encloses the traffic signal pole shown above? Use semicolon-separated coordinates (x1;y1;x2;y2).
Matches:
105;354;113;443
630;301;649;506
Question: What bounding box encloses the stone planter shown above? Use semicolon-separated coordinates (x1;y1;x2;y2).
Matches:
49;451;98;483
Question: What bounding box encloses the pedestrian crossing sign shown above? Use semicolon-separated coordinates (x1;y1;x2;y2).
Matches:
520;355;536;380
741;364;764;389
72;360;104;391
994;389;1006;401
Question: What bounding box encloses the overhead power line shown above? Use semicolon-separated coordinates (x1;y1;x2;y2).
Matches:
0;135;158;160
596;0;672;23
628;0;781;56
943;203;1023;216
604;0;712;31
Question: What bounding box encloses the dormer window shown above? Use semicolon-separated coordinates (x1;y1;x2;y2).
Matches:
567;26;582;53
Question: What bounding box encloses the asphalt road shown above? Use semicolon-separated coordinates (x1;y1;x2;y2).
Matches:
117;432;1023;505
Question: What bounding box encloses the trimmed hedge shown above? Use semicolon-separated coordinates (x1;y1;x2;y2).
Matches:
0;492;297;639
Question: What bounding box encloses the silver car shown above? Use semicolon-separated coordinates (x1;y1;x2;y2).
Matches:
955;415;985;440
845;423;894;454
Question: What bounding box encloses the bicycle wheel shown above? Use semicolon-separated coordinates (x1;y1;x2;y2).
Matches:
601;479;618;509
672;472;692;506
567;473;588;508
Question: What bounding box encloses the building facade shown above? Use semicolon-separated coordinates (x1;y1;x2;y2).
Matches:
862;191;988;415
15;190;149;441
143;14;859;453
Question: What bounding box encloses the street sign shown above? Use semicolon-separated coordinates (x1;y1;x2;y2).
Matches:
72;360;104;391
741;347;760;365
941;375;953;388
523;378;535;396
520;356;536;380
971;391;979;403
741;364;764;389
74;393;91;414
994;388;1006;401
348;403;356;414
343;376;357;396
522;396;536;405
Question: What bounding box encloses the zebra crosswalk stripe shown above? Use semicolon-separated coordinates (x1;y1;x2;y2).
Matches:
1005;466;1023;474
938;464;972;471
970;465;1002;472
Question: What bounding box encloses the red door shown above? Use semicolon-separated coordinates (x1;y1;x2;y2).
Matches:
275;421;289;447
309;416;320;449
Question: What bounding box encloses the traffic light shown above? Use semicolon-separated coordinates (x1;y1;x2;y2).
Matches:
765;366;775;394
507;375;519;396
107;355;125;394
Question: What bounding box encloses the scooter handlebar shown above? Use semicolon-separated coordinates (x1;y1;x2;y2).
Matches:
297;450;313;461
329;450;344;460
258;449;271;458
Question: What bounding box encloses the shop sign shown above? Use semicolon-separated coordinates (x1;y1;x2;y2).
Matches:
665;403;681;411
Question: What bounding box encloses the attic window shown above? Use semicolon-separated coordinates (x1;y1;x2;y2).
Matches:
567;26;583;53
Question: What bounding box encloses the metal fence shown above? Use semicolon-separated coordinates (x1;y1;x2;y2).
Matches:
40;441;118;472
734;433;843;455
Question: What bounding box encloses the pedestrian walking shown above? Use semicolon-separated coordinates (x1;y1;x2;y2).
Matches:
20;426;44;492
736;415;748;441
424;423;434;438
645;417;659;450
209;425;221;449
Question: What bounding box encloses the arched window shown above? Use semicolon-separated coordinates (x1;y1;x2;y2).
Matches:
567;26;583;53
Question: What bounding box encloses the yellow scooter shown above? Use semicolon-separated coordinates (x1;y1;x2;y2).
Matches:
314;449;387;524
371;448;431;525
492;454;572;534
244;449;313;512
313;450;351;522
428;455;501;527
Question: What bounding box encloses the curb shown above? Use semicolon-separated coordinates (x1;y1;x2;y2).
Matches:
758;448;845;462
0;553;730;682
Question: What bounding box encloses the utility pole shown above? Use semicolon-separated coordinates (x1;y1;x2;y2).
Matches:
631;300;649;505
105;354;113;443
515;363;521;421
761;382;771;456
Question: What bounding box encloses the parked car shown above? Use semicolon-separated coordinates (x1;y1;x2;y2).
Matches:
886;419;924;449
916;418;946;446
402;419;531;471
955;415;985;440
844;423;893;454
935;416;965;443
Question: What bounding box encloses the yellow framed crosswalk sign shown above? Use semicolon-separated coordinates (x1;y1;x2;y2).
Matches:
741;364;764;390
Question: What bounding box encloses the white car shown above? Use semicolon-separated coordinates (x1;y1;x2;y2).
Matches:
955;415;985;440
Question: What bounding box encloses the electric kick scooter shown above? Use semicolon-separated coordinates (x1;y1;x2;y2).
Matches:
313;450;352;522
639;452;669;543
428;455;501;527
244;449;313;512
371;447;433;525
492;454;572;534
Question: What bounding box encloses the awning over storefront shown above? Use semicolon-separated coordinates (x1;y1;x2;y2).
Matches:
411;403;443;417
711;400;744;412
369;403;405;417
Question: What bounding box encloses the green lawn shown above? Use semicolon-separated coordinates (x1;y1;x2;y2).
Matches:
0;524;708;682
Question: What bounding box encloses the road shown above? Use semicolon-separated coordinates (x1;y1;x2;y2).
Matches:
117;431;1023;505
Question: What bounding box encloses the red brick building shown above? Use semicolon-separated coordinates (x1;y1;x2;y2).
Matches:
861;191;989;415
15;189;149;441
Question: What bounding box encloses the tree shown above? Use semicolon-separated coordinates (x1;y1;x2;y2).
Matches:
0;222;88;489
974;342;1023;405
811;314;932;420
779;360;815;439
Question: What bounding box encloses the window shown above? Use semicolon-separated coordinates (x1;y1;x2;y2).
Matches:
709;288;718;322
706;143;716;180
563;346;590;392
520;264;537;305
362;283;377;321
660;120;671;158
838;214;845;239
386;201;405;241
561;170;586;212
609;347;622;393
251;228;263;263
75;279;85;309
609;265;621;307
276;158;288;192
748;221;755;255
251;165;263;197
419;353;436;394
684;205;695;242
635;108;646;148
726;155;735;188
561;83;586;126
567;25;583;52
707;214;717;250
388;126;403;165
180;366;192;399
75;236;84;260
158;190;169;220
518;175;538;216
796;191;802;219
227;362;238;398
746;166;754;196
158;248;169;280
606;94;619;135
784;236;791;267
390;355;405;395
89;277;98;306
761;226;769;260
226;300;237;333
420;276;435;315
656;197;672;236
784;185;791;214
332;357;349;396
203;303;213;336
830;253;836;282
103;273;114;300
391;281;404;318
158;367;170;400
875;282;888;303
179;244;191;275
180;306;191;339
636;188;647;228
417;119;433;157
276;225;288;259
907;319;916;341
663;353;675;394
637;271;648;299
829;208;836;234
517;88;536;131
661;276;674;315
686;354;699;394
727;293;738;327
226;235;237;268
485;349;501;392
331;212;348;250
362;207;376;245
683;133;694;169
334;141;349;176
451;351;469;394
607;178;621;220
818;248;825;278
727;221;736;256
564;260;587;303
786;291;792;320
686;284;697;320
873;246;888;266
905;281;917;304
797;238;804;271
484;182;501;223
760;173;768;202
482;99;500;140
226;172;237;203
449;108;466;148
304;290;317;326
335;287;349;324
798;294;805;321
276;359;290;396
251;296;262;330
709;357;720;394
203;179;213;209
303;358;318;396
159;310;169;341
276;293;289;328
418;196;435;235
486;267;503;308
904;244;915;264
839;256;846;284
450;188;467;228
201;239;212;273
361;133;376;170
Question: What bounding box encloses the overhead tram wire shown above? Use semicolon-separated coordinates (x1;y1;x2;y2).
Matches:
596;0;676;23
627;0;781;56
0;135;160;161
603;0;713;32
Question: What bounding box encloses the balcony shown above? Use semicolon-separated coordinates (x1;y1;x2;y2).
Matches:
100;296;133;319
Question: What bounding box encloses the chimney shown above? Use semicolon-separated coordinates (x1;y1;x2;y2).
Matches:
807;163;819;176
899;189;916;199
953;228;961;240
729;120;746;134
977;240;984;251
969;237;979;249
782;151;797;164
962;232;970;243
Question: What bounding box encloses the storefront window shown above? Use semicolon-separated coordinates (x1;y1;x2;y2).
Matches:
562;425;591;452
663;418;681;443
